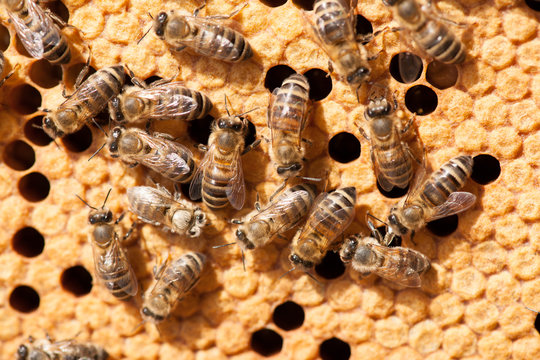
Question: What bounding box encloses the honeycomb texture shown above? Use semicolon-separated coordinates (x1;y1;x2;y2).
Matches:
0;0;539;359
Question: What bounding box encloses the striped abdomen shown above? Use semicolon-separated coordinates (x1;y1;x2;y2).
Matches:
414;155;473;209
171;87;212;121
372;126;413;189
202;151;240;210
270;74;310;133
314;0;353;44
193;21;252;62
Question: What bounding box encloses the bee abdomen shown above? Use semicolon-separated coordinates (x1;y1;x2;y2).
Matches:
420;155;473;207
183;88;213;120
314;0;350;43
102;270;137;300
165;252;206;294
416;20;465;64
41;28;71;64
202;163;234;210
200;23;252;62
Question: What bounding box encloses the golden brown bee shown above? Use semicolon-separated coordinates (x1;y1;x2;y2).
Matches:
108;127;196;184
268;73;311;181
108;77;213;124
141;252;206;324
340;232;430;287
234;183;318;251
309;0;370;91
153;3;253;63
42;65;125;139
17;335;109;360
289;187;356;271
76;190;138;300
386;155;476;244
127;185;206;238
2;0;71;64
384;0;466;66
189;110;260;211
360;93;417;192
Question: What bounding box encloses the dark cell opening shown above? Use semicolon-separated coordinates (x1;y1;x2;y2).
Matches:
65;63;96;90
426;60;458;90
180;182;202;203
7;84;42;114
260;0;288;7
188;114;214;145
376;181;409;199
9;285;40;313
525;0;540;11
251;328;283;357
0;23;10;51
61;265;93;297
43;0;70;23
18;172;50;202
426;214;458;237
315;251;345;280
304;68;332;101
405;85;437;116
328;132;360;163
29;59;63;89
273;301;305;331
12;227;45;258
15;35;32;58
24;116;53;146
292;0;315;10
355;15;373;43
244;119;257;148
3;140;35;171
534;312;540;334
61;125;93;153
143;75;163;86
471;154;501;185
320;337;351;360
264;65;296;92
390;52;423;84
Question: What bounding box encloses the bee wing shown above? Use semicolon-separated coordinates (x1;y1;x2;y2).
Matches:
136;134;192;176
189;144;216;201
267;87;280;148
404;160;427;204
133;82;199;118
426;191;476;222
127;186;175;224
225;151;245;210
251;189;310;234
398;52;424;84
368;244;423;287
8;0;52;58
369;145;395;192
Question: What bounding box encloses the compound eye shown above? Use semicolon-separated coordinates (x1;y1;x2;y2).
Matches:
196;214;203;222
232;123;241;131
218;119;226;128
17;345;28;359
157;12;167;22
105;211;113;222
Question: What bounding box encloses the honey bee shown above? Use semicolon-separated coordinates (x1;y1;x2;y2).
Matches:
141;252;206;324
109;76;213;124
360;92;418;192
384;0;466;69
189;108;260;211
309;0;370;92
42;65;125;139
385;155;476;245
268;73;311;182
234;183;318;251
127;185;206;238
2;0;71;64
17;335;109;360
289;187;357;271
152;2;253;63
340;231;430;287
76;189;138;300
108;127;196;184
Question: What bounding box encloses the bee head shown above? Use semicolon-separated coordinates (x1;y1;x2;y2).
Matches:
339;237;358;263
141;305;166;323
108;96;125;123
88;209;113;225
346;66;370;86
289;253;314;270
154;12;169;37
388;207;411;236
42;115;63;139
187;209;206;237
235;228;255;250
216;116;247;133
17;344;28;360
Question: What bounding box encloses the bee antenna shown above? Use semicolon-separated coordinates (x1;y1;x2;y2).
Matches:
75;194;98;210
137;25;153;45
101;188;113;209
224;94;231;116
87;142;106;161
91;119;108;137
147;12;154;19
304;271;323;286
241;249;246;272
525;306;539;313
128;320;145;336
366;212;388;226
237;107;259;117
276;267;296;282
212;242;236;249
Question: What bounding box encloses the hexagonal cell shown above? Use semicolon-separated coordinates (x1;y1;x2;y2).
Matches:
9;285;40;313
64;63;96;89
7;84;42;115
273;301;305;331
18;172;50;202
42;0;70;23
328;132;361;163
251;328;283;356
472;154;501;185
2;140;35;171
315;251;345;280
12;226;44;258
29;59;63;89
188;114;215;146
356;15;373;43
426;61;458;90
320;337;351;360
264;65;296;92
405;85;437;115
304;68;333;101
61;265;93;297
524;0;540;12
390;53;423;84
24;116;53;146
426;215;459;237
61;125;93;153
0;23;10;51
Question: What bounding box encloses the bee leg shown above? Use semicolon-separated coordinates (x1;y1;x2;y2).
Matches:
327;61;334;76
0;63;19;87
74;50;93;90
401;113;416;135
269;180;287;202
198;144;208;152
153;253;171;280
193;1;207;17
358;127;370;141
174;45;187;52
115;212;125;225
255;193;261;211
241;138;261;155
205;2;248;20
126;67;147;89
409;231;417;246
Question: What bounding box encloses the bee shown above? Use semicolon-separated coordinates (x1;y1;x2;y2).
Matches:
17;335;109;360
2;0;71;64
76;189;138;300
289;187;357;271
127;184;206;238
386;155;476;245
108;76;213;124
360;92;417;192
340;230;430;287
268;73;311;182
383;0;466;66
108;127;196;184
42;65;125;139
152;2;253;63
310;0;370;92
189;107;260;211
141;252;206;324
234;183;318;251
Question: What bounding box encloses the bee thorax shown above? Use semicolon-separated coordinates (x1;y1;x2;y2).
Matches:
171;210;192;232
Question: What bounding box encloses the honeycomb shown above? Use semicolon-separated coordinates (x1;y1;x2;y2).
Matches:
0;0;538;359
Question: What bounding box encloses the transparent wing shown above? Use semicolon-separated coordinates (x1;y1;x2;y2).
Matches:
427;191;476;222
267;87;280;149
135;133;192;176
370;145;394;192
398;52;424;84
225;151;245;210
189;144;216;201
132;82;199;119
127;186;175;224
369;244;422;287
8;0;52;58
